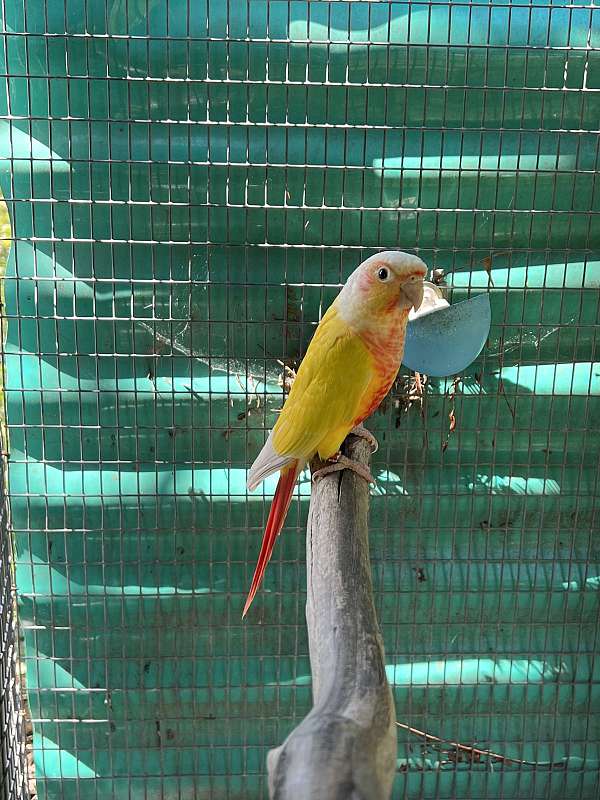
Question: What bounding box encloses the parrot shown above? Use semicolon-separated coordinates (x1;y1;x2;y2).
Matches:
243;250;427;617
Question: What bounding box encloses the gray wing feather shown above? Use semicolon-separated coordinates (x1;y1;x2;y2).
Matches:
247;431;297;491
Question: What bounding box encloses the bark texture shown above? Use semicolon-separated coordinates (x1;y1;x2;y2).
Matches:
267;433;397;800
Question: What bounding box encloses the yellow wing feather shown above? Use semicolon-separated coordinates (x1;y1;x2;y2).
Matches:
272;307;375;460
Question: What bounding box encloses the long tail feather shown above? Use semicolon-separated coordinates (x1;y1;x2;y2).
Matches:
242;461;301;618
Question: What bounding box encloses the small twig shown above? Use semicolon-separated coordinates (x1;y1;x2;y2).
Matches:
185;385;203;402
480;251;510;288
414;371;424;398
276;359;297;394
396;722;563;768
441;377;461;452
247;373;262;411
234;371;246;394
497;379;516;421
391;372;428;425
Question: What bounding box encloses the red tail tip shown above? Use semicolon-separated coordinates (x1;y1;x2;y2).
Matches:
241;463;299;618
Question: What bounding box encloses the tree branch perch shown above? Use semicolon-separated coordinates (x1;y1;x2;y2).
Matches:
267;433;397;799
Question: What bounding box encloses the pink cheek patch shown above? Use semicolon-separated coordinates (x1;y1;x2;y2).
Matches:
357;271;376;292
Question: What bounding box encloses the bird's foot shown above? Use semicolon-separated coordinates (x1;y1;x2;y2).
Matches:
349;425;379;453
312;453;375;485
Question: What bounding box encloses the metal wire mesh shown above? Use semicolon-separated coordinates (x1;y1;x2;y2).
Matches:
0;444;29;800
0;0;598;798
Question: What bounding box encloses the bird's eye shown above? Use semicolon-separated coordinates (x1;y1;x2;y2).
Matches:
377;267;389;281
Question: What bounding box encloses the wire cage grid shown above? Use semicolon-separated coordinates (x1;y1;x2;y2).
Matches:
0;1;598;798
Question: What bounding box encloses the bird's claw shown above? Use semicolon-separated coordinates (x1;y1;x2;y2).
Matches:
349;425;379;453
312;452;375;485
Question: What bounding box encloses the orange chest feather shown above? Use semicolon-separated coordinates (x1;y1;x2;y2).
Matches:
354;316;408;423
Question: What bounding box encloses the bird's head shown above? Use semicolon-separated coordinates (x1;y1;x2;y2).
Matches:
337;251;428;324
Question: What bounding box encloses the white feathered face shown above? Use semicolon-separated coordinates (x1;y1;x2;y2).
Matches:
337;251;427;321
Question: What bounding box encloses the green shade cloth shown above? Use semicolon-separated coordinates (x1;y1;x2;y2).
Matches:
0;1;598;798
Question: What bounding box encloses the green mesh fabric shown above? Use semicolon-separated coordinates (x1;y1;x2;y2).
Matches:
0;1;598;798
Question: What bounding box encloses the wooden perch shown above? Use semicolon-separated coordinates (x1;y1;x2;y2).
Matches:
267;433;397;800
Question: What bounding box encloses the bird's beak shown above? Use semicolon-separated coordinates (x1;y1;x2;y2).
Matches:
401;278;425;311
